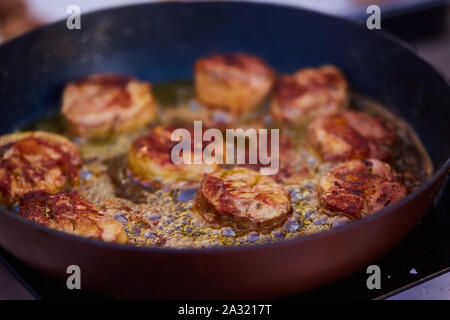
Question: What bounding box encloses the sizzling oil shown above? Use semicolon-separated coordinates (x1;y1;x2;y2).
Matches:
25;81;433;248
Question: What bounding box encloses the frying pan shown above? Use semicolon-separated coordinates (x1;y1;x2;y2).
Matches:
0;2;449;299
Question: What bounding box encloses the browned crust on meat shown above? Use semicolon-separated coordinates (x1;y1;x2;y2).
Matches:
307;110;396;162
127;126;218;184
343;110;396;160
195;53;275;115
62;74;156;138
319;159;407;219
194;168;292;233
271;65;349;123
18;191;127;243
131;126;176;168
308;113;370;162
0;131;81;207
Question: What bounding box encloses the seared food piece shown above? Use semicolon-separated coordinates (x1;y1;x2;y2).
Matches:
195;53;275;115
18;191;128;243
62;74;156;138
319;159;407;219
127;125;218;184
242;132;313;184
0;131;81;207
274;147;313;184
307;110;396;162
194;168;292;233
271;65;349;123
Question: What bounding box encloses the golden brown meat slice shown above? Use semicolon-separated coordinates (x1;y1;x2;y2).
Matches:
241;132;313;184
307;110;396;162
61;74;156;138
127;125;218;184
0;131;81;207
194;168;292;233
273;144;313;184
271;65;349;123
194;53;275;115
343;110;396;149
319;159;407;219
18;191;128;243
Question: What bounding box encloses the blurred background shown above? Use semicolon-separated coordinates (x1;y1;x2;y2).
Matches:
0;0;449;77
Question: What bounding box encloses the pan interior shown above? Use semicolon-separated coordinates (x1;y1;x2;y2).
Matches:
0;2;447;249
21;80;433;248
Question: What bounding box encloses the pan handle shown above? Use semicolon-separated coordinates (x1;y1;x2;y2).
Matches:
434;174;450;212
0;254;36;300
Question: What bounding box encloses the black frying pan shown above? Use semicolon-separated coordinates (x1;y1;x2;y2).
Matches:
0;2;448;299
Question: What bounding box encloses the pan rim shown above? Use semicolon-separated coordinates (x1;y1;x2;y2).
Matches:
0;1;449;254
